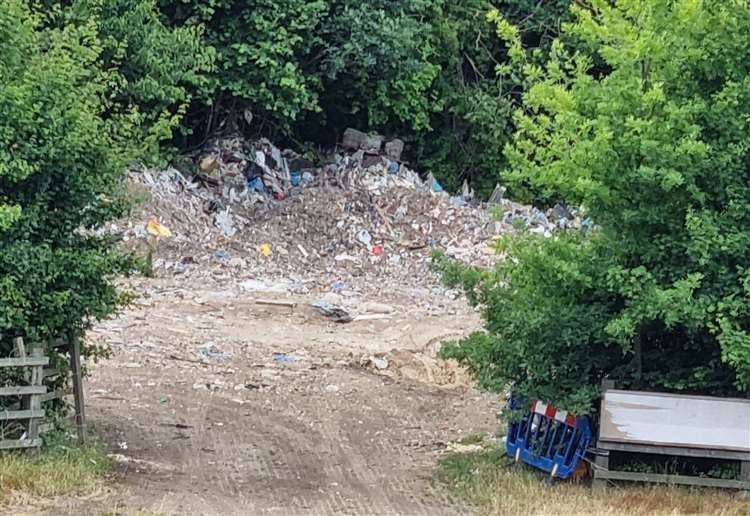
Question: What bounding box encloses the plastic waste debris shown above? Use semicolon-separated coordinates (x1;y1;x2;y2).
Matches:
272;353;297;364
146;218;172;238
311;302;353;323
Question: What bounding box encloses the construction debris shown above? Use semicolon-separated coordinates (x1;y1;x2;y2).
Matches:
112;130;588;307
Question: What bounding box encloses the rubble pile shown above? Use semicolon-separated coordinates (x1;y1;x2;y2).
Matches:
115;131;585;301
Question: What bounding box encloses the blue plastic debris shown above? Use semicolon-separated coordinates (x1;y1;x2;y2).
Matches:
273;353;297;364
387;160;400;174
431;178;443;192
505;399;592;480
290;170;302;186
247;177;267;193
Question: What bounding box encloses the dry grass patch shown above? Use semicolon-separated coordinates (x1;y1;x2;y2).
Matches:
0;433;111;506
437;448;750;516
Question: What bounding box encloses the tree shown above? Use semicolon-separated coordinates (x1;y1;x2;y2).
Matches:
43;0;215;160
0;1;135;349
441;0;750;413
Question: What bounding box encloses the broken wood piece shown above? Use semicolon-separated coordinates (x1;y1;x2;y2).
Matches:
255;299;297;312
353;314;393;322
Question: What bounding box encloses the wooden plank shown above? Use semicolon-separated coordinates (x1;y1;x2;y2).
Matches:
39;389;67;403
255;299;297;308
39;423;54;435
0;438;42;450
26;342;44;440
0;357;49;367
595;469;750;490
598;441;750;461
0;409;45;421
600;389;750;453
741;461;750;498
13;337;29;383
43;368;61;378
592;449;610;490
0;386;47;396
69;332;86;444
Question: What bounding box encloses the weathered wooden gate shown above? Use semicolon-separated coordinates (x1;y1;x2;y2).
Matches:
0;334;86;450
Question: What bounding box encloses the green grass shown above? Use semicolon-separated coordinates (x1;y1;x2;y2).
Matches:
457;432;488;446
0;431;111;505
437;447;750;516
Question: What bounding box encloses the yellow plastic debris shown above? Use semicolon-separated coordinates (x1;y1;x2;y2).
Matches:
260;243;272;257
146;218;172;238
200;155;219;174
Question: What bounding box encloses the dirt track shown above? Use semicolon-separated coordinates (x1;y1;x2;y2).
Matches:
51;274;500;515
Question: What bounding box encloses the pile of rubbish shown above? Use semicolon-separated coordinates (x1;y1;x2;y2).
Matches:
115;130;587;300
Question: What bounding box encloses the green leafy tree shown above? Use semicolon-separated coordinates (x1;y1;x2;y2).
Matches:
159;0;327;134
44;0;215;160
314;0;443;133
0;1;135;347
441;0;750;413
415;0;572;196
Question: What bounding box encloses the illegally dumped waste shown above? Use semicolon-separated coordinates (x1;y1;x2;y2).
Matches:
115;129;590;302
146;218;172;238
311;302;353;323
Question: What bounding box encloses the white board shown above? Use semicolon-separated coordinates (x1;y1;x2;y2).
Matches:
599;390;750;453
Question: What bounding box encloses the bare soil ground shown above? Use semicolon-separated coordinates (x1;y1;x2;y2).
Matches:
42;272;499;515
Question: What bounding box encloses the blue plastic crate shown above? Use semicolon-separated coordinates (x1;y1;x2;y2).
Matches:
506;399;592;479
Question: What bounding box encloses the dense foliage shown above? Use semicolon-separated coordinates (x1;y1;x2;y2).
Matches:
155;0;571;193
440;0;750;414
44;0;215;160
0;1;135;346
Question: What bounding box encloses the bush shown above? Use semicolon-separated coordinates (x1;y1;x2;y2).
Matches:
152;0;572;195
45;0;215;161
440;0;750;413
159;0;327;135
0;1;135;347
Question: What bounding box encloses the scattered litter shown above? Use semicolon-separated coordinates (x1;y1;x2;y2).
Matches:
214;209;237;237
273;353;297;364
311;302;353;323
361;355;389;370
146;218;172;238
260;243;273;257
198;343;231;362
357;229;373;248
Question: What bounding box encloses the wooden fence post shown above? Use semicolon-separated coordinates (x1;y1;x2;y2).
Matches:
593;378;616;490
26;342;45;443
68;332;86;445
